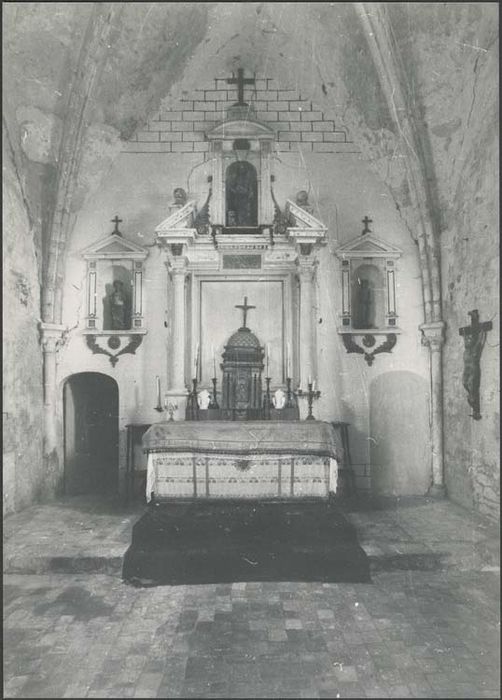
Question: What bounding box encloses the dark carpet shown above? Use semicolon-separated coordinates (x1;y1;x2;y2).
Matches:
122;498;371;586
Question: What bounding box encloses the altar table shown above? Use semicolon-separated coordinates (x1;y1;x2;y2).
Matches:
143;421;340;502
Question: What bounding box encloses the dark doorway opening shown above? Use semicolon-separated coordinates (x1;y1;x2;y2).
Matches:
225;160;258;226
63;373;119;496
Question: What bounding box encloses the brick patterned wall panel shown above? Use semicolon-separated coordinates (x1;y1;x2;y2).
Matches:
122;77;358;154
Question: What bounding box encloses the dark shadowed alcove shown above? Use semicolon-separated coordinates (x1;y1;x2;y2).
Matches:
63;373;119;496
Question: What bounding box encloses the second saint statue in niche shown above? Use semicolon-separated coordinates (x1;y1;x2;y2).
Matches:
354;278;375;329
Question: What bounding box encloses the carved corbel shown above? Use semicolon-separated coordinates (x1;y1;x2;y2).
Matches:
342;333;397;366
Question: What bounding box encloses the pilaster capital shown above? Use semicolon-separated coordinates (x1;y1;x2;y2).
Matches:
296;252;318;280
419;321;446;351
39;322;67;352
164;252;189;276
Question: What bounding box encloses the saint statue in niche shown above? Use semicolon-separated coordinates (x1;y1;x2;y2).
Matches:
107;280;131;330
354;278;375;329
225;161;258;226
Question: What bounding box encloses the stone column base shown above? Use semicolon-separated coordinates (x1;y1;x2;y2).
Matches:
428;483;447;498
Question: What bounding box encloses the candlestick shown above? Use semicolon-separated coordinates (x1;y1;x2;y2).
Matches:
155;376;163;412
285;376;295;408
306;381;315;420
209;376;219;409
263;376;273;419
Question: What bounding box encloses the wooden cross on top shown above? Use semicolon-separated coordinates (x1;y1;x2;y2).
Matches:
111;215;123;236
235;296;256;328
362;215;373;235
227;68;255;106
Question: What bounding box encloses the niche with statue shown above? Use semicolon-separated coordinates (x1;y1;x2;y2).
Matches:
80;217;148;366
335;218;402;365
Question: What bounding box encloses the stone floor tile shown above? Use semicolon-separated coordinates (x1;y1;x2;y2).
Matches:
2;496;500;699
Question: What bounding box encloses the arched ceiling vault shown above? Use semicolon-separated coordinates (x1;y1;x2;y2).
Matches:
3;2;497;326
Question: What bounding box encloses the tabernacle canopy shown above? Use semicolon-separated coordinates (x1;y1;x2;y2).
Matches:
142;420;341;461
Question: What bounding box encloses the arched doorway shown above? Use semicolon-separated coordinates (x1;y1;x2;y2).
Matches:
63;373;119;496
225;160;258;226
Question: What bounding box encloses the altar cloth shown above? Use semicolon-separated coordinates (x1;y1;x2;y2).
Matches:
143;420;341;458
143;421;340;502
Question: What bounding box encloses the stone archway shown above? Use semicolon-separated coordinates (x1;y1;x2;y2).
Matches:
63;372;119;496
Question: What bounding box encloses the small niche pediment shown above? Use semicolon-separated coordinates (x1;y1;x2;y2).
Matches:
82;233;148;260
335;232;402;259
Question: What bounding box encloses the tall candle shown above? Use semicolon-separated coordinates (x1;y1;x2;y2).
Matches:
308;375;312;386
156;376;161;405
266;343;270;377
287;342;292;378
193;343;199;379
212;345;216;378
312;379;316;392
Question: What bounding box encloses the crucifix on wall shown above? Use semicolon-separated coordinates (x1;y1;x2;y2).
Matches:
459;309;492;420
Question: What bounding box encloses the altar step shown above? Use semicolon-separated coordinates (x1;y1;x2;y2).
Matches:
5;496;497;577
122;499;371;586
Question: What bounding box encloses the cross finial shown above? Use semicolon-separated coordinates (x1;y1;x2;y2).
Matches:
235;296;256;329
227;68;255;106
111;215;123;236
362;215;372;235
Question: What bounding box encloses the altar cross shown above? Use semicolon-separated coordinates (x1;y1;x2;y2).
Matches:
227;68;255;106
111;215;123;236
362;215;372;235
235;296;256;328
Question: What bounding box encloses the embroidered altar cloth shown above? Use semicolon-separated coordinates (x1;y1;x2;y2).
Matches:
143;421;340;502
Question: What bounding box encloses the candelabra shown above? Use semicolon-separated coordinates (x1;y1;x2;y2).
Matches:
263;377;273;419
297;383;321;421
209;377;219;409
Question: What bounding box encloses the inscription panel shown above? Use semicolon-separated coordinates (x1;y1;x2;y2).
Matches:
222;254;262;269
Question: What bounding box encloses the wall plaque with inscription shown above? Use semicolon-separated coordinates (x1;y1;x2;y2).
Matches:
222;254;262;269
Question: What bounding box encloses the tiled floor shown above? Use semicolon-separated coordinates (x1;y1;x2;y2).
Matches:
3;496;500;698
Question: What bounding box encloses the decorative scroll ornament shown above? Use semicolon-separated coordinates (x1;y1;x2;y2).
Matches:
342;333;397;366
270;183;290;236
85;334;144;367
193;183;213;236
